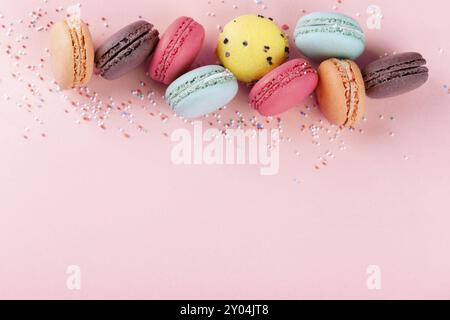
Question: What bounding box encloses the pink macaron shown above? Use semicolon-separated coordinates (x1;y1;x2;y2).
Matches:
249;59;318;116
149;17;205;85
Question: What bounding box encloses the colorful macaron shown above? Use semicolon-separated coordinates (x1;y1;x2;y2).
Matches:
363;52;429;99
149;17;205;85
95;21;159;80
217;15;289;84
165;65;238;118
49;18;95;90
249;59;318;116
316;59;366;127
295;12;365;61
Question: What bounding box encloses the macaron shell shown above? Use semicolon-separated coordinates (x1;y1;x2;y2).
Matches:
250;59;318;116
50;21;75;89
174;79;238;118
217;15;289;84
295;32;365;61
295;12;365;61
316;59;365;127
316;60;349;125
150;17;205;85
50;21;94;90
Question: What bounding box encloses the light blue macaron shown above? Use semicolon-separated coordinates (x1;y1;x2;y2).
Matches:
294;12;365;61
165;65;239;118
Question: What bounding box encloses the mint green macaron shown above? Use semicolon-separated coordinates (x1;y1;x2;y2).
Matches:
295;12;365;61
165;65;238;118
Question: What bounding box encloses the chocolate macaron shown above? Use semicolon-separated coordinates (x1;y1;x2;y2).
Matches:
316;58;366;127
363;52;429;99
95;21;159;80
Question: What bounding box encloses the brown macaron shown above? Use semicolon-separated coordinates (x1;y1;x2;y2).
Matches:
316;58;366;127
49;19;95;90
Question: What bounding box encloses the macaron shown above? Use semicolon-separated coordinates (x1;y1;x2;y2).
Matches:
149;17;205;85
249;59;318;116
316;59;366;127
95;21;159;80
363;52;429;99
295;12;365;61
165;65;238;118
217;15;289;84
49;18;95;90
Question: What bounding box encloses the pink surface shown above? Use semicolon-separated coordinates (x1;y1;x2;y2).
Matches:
250;58;318;116
0;0;450;300
149;16;205;84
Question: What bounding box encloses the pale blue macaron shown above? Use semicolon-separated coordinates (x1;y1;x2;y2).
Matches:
294;12;365;61
165;65;239;118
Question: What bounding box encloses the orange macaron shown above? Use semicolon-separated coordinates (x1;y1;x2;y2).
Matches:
316;58;366;127
49;18;95;90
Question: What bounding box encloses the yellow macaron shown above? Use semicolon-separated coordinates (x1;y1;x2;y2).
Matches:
217;15;289;84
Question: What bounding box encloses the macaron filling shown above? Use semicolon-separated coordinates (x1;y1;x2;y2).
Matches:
153;18;197;82
96;23;157;74
167;69;235;108
332;59;360;127
251;61;316;110
65;20;87;87
295;17;365;43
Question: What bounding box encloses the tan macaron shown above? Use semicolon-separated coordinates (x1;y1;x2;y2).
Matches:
316;58;366;127
50;19;94;90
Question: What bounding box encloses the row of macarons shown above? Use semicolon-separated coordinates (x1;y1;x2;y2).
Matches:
50;12;429;127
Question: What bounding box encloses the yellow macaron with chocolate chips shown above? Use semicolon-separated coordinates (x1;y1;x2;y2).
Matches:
217;14;289;84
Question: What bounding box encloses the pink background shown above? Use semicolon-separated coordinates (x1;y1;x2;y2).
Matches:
1;0;449;299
